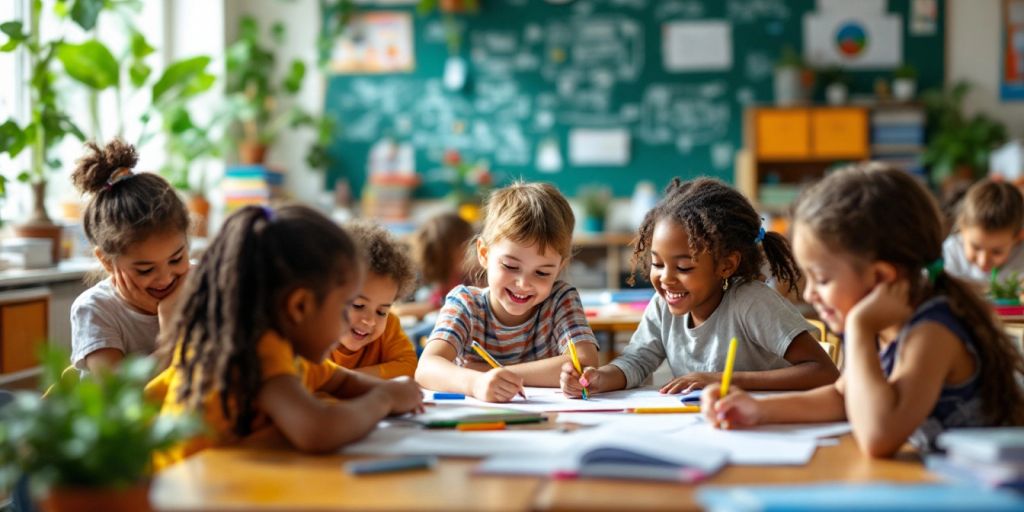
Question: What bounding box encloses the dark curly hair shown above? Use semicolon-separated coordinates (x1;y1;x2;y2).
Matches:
344;220;417;299
165;205;362;438
71;138;190;257
795;163;1024;427
628;177;800;292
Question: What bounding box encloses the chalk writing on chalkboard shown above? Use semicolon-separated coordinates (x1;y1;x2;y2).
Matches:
638;81;730;154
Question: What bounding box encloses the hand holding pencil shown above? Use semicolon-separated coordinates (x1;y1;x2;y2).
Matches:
700;337;761;429
470;340;527;402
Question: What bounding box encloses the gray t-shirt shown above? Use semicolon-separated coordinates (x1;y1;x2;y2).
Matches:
70;278;159;371
609;280;813;388
942;233;1024;291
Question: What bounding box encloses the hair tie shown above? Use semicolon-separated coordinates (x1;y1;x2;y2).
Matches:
261;205;276;221
754;227;766;245
103;167;134;190
925;257;944;284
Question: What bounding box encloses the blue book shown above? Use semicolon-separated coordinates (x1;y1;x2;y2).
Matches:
697;483;1024;512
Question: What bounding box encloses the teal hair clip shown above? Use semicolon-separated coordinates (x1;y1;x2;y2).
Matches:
925;258;944;284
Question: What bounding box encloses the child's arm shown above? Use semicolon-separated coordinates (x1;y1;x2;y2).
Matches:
844;281;962;457
701;377;847;428
258;373;406;453
506;342;599;387
415;340;525;402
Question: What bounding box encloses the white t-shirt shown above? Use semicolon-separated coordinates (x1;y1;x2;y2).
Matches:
70;278;160;371
609;280;813;389
942;234;1024;291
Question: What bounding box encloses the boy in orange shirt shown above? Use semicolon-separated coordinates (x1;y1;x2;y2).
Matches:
331;220;419;378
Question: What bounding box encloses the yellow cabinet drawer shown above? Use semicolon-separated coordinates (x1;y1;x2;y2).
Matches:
755;109;811;159
811;108;868;158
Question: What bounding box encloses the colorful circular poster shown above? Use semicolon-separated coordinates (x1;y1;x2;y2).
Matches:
835;21;868;58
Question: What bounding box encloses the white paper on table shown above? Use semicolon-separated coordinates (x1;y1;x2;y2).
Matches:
556;411;702;433
662;21;732;72
443;386;689;413
745;422;852;440
668;423;818;466
342;425;572;457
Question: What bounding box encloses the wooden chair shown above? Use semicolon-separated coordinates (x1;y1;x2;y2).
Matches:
807;319;842;368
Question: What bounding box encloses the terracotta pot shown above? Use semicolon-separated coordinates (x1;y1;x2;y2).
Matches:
238;141;267;165
28;180;52;224
187;193;211;238
41;482;151;512
12;222;62;265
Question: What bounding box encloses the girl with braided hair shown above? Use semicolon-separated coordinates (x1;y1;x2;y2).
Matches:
561;177;838;398
70;138;191;374
147;205;423;470
702;165;1024;457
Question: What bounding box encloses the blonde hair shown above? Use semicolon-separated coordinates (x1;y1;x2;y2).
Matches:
957;179;1024;233
472;182;575;281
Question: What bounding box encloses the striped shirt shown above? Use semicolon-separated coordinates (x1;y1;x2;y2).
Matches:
428;280;598;366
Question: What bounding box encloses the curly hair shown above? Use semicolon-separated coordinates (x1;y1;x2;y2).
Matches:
71;138;190;257
628;177;800;292
795;163;1024;427
165;205;361;438
344;219;417;299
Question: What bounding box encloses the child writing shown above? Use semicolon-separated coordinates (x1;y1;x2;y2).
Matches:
148;205;423;469
561;178;838;397
942;179;1024;292
70;139;191;373
415;182;599;402
702;165;1024;457
329;220;419;378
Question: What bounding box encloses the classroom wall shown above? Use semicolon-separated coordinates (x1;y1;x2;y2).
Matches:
948;0;1024;138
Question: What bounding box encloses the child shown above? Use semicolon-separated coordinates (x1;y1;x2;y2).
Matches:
561;178;838;397
942;179;1024;291
69;139;191;374
702;165;1024;457
329;220;418;378
412;212;476;307
148;206;423;469
415;182;600;402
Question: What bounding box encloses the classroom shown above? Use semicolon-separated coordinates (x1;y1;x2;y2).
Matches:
2;0;1024;510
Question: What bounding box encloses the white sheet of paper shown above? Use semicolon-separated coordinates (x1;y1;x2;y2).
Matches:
663;21;732;72
445;386;688;413
804;14;901;69
568;128;630;166
556;412;702;433
343;426;572;457
746;422;852;440
669;423;818;466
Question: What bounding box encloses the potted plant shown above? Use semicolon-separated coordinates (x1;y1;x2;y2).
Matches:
225;16;313;165
0;347;199;512
0;1;90;264
922;81;1008;197
579;185;612;233
440;148;492;223
774;46;810;106
990;271;1023;306
820;66;850;105
893;64;918;102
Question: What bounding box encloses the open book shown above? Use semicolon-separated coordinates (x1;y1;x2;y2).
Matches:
396;405;545;429
476;428;727;483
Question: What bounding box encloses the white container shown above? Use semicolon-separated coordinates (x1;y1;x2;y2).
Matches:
0;238;53;269
773;67;802;106
893;78;917;102
825;83;848;105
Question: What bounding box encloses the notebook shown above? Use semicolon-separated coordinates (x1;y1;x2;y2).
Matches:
398;405;545;429
937;428;1024;463
476;428;727;483
697;483;1024;511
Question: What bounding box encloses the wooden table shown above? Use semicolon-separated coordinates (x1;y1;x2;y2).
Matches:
151;432;935;511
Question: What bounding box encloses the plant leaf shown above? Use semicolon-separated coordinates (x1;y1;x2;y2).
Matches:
57;40;119;90
282;60;305;94
129;60;151;88
130;31;155;59
70;0;104;31
0;21;26;52
151;56;214;105
0;120;26;157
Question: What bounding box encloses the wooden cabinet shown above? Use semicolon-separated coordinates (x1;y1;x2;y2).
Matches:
0;288;49;374
754;109;811;159
811;108;869;158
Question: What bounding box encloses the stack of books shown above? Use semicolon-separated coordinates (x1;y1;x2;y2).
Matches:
222;165;285;212
927;427;1024;491
871;107;927;179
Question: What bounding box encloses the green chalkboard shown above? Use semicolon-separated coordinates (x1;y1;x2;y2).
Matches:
323;0;944;198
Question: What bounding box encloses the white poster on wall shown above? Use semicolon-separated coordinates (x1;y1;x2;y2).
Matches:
663;21;733;72
804;13;902;69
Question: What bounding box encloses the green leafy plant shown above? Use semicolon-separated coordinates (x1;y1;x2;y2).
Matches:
990;270;1023;303
922;81;1008;187
820;65;850;87
225;15;314;157
579;185;611;221
894;63;918;80
0;347;200;493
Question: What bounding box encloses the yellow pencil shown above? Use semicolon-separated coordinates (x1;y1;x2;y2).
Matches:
567;338;589;400
628;406;701;414
720;337;738;396
470;340;527;400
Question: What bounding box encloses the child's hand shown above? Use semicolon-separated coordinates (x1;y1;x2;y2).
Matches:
157;265;191;330
847;279;913;335
111;266;159;315
472;368;524;402
701;383;760;429
659;372;717;395
381;376;424;414
559;361;598;398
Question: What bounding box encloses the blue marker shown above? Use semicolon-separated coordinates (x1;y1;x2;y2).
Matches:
433;392;466;400
345;455;437;475
679;388;703;404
